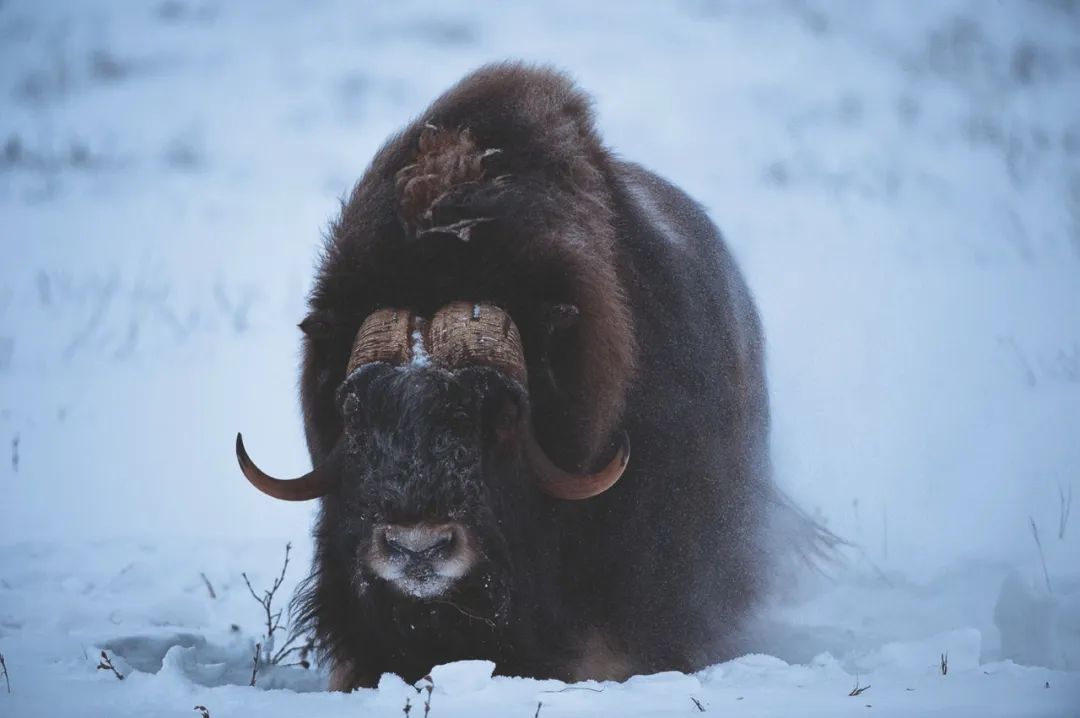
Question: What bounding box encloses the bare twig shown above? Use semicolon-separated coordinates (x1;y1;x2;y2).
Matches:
1;652;10;693
97;650;124;680
242;543;294;664
193;707;211;718
941;652;948;675
1029;517;1053;593
534;701;543;718
691;696;706;711
276;635;316;668
403;697;412;716
1059;483;1073;540
200;573;217;600
249;643;260;687
848;676;870;696
272;631;314;666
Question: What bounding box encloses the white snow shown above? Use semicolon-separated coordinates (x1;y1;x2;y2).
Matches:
2;0;1079;715
411;327;432;368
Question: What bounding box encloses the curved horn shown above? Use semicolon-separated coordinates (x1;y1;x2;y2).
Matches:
237;309;418;502
347;308;414;374
429;301;628;500
527;430;629;500
235;433;337;501
428;301;527;384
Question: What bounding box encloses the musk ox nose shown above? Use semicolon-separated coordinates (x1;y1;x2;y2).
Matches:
366;522;476;599
383;524;455;557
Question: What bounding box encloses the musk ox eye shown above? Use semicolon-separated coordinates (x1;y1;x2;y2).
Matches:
491;401;521;442
449;409;472;431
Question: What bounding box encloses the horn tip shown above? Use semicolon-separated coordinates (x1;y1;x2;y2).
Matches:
235;432;251;469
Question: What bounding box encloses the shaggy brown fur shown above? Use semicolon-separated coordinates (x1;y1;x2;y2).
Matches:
395;126;488;237
302;64;635;469
285;62;806;689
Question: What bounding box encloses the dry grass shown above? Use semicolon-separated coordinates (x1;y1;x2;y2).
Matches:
1059;483;1073;540
848;676;870;697
1029;517;1053;594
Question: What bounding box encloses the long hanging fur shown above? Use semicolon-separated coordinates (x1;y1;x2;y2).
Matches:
287;62;828;689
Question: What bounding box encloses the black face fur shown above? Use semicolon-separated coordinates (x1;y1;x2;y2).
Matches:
332;364;527;596
336;364;515;528
292;361;566;683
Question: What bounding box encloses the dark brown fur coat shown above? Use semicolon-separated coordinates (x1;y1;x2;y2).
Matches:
292;63;786;689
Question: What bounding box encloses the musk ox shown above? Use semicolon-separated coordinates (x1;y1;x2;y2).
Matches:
236;63;804;690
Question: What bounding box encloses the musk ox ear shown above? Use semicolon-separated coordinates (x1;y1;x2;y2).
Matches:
541;303;581;330
299;310;337;340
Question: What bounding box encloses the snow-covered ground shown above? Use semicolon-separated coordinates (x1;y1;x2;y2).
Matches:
2;0;1079;715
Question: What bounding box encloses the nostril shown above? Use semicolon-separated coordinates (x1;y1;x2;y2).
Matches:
379;524;462;559
382;532;410;557
425;531;453;556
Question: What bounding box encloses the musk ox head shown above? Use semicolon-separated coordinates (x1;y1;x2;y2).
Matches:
236;302;628;602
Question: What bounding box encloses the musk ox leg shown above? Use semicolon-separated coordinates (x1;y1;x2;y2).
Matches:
327;660;354;692
328;659;378;692
568;630;637;683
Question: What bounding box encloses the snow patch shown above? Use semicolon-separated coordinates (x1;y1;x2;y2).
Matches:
429;659;496;693
410;328;431;367
995;570;1080;670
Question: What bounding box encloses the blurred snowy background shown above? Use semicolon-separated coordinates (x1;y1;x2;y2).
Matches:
1;0;1079;715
